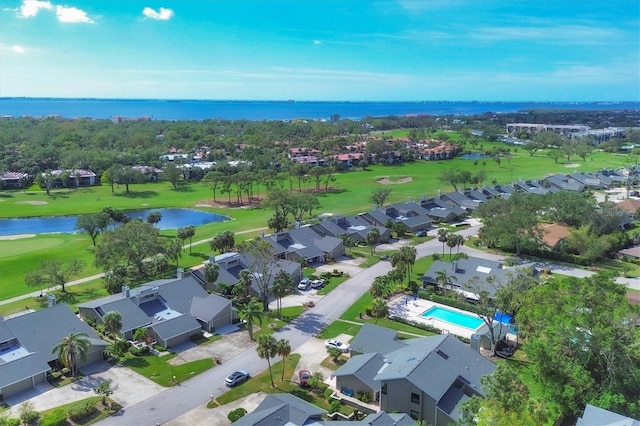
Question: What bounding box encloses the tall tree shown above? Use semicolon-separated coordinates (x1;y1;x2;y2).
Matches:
102;311;123;338
371;188;392;207
256;334;278;387
209;230;235;254
275;338;292;380
163;163;182;189
437;228;449;256
202;170;224;202
434;268;457;297
238;297;263;341
177;225;196;253
272;270;293;318
95;221;165;278
25;258;85;293
366;228;380;255
237;239;277;311
146;211;163;228
518;273;640;418
75;212;109;246
51;332;90;376
204;262;220;285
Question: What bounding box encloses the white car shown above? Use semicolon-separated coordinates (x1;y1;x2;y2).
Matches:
225;370;250;387
297;277;311;290
310;279;325;289
325;339;350;352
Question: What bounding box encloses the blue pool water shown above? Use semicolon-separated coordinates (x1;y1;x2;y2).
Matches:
421;306;483;330
0;208;229;236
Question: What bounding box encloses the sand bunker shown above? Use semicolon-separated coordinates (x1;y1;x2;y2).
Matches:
565;163;581;168
15;200;48;205
377;176;413;185
0;234;36;241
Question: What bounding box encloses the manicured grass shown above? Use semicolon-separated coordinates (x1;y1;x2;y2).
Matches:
316;274;350;295
255;305;307;339
34;396;119;426
215;354;302;405
0;148;634;302
122;353;215;386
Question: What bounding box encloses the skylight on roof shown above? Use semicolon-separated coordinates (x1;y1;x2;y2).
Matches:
476;266;491;273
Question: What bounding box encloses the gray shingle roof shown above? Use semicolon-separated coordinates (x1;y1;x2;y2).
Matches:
349;323;405;355
576;404;640;426
333;352;386;390
233;393;326;426
375;334;495;401
150;314;201;341
190;294;231;322
0;304;106;389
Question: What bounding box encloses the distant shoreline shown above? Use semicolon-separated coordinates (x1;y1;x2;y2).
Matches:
1;98;638;121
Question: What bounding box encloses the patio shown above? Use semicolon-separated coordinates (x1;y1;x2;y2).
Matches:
387;295;484;340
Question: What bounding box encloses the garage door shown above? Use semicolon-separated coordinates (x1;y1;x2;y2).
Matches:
2;377;35;398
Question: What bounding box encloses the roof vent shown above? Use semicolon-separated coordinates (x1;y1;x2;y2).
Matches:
436;349;449;360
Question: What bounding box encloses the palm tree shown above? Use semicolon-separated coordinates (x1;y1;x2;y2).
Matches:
133;327;150;344
272;271;293;318
400;246;417;278
446;236;457;258
102;311;122;338
204;262;220;285
238;269;253;295
275;338;292;380
371;298;389;324
452;234;465;253
366;228;380;255
437;228;449;255
370;276;392;299
51;332;91;376
238;297;263;340
435;269;457;297
256;335;278;387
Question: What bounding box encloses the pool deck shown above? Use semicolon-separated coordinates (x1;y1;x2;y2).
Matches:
387;295;484;340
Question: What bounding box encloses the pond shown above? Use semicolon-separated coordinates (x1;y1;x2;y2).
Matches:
0;208;229;236
459;152;488;160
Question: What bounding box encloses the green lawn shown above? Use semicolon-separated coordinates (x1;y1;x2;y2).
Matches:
122;353;215;387
0;149;634;302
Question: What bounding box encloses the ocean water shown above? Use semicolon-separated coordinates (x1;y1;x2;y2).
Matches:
1;98;638;121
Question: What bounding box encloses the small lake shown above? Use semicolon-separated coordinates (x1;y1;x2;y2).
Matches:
459;152;489;160
0;208;229;236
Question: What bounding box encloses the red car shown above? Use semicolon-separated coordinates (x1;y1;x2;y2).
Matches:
299;369;311;387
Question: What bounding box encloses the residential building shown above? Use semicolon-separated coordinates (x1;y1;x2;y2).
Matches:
194;252;302;296
576;404;640;426
311;216;390;244
262;226;344;264
233;393;326;426
78;275;234;348
0;303;107;399
332;325;495;425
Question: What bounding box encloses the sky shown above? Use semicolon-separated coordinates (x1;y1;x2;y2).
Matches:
0;0;638;101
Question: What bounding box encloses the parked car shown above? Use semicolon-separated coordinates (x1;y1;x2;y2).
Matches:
325;339;350;352
415;230;428;237
297;277;311;290
225;370;250;387
310;279;325;289
299;369;311;387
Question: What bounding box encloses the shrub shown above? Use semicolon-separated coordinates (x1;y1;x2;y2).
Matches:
19;402;39;425
324;387;333;401
227;408;247;422
39;409;67;426
355;391;371;403
67;400;96;422
129;346;150;356
153;344;166;352
329;399;342;414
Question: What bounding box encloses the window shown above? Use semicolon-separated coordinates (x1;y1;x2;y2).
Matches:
411;392;420;404
381;383;387;395
410;410;420;420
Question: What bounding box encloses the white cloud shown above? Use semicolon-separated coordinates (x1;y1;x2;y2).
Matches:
313;40;322;45
12;45;25;53
142;7;174;21
19;0;52;18
56;5;93;23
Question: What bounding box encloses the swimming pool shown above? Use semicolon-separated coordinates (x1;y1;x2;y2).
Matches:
421;306;483;330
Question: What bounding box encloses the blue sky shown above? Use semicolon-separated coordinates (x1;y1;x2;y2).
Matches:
0;0;638;101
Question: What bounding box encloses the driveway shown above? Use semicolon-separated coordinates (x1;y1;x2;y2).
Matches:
314;256;366;277
6;361;165;417
168;325;255;364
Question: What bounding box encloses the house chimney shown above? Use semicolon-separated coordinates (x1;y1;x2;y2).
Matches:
122;285;130;298
437;189;441;196
295;221;301;229
451;260;457;272
47;294;56;307
259;231;265;238
408;196;412;203
420;194;425;201
177;267;184;279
